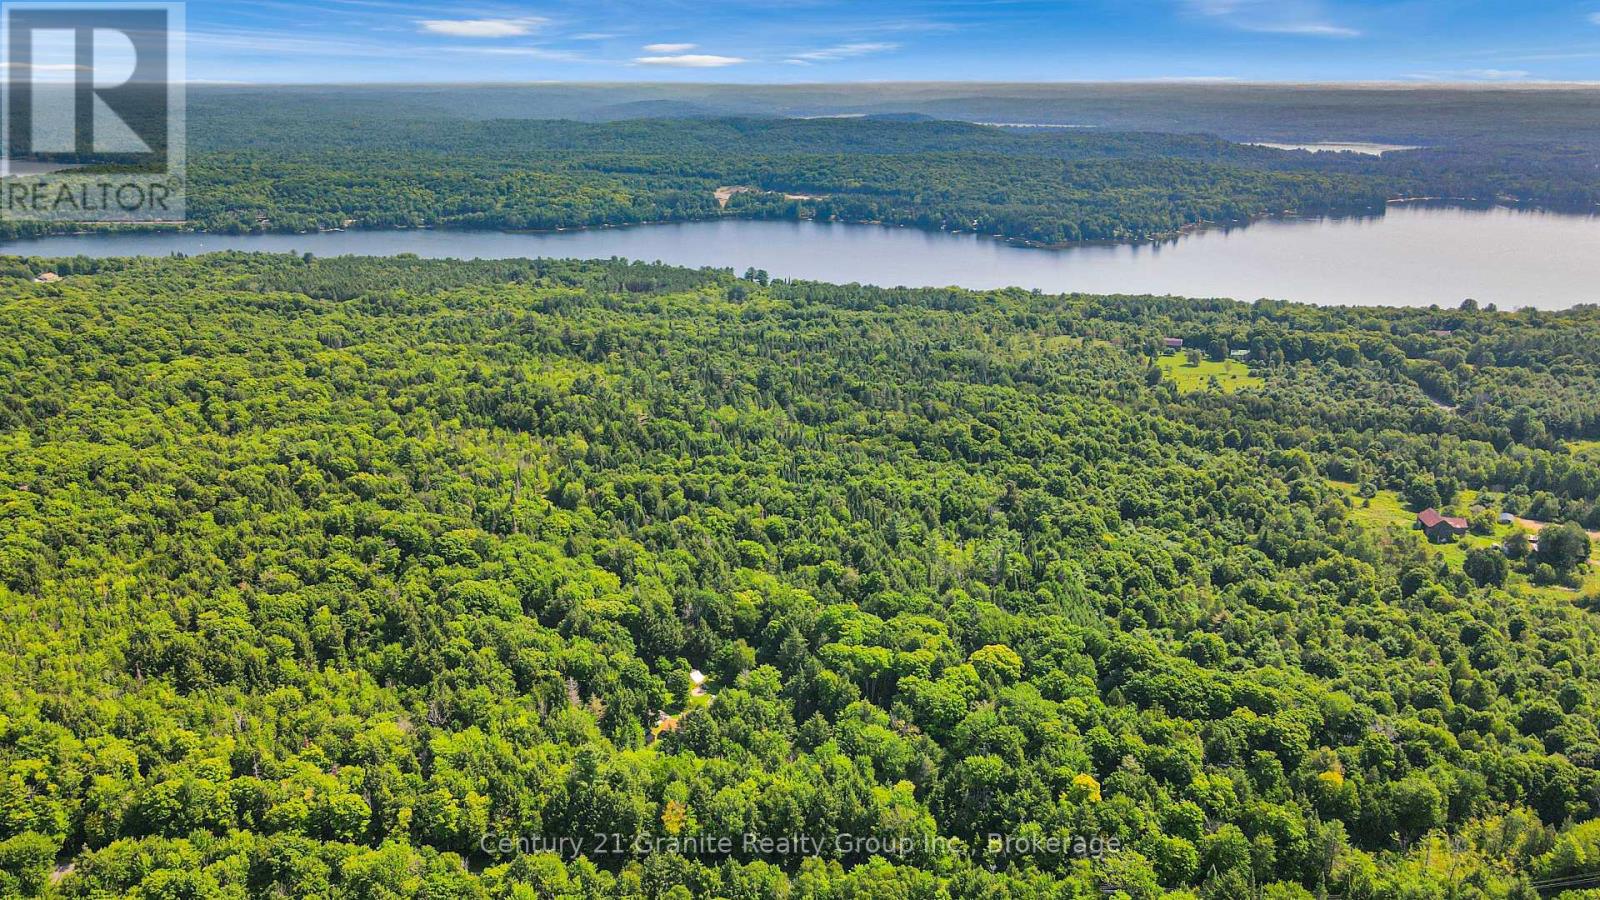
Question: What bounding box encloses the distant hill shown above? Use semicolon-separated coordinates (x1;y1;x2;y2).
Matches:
589;99;743;121
189;83;1600;147
860;112;939;122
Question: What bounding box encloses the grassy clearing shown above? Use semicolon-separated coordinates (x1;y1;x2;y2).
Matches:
1157;354;1263;394
1577;567;1600;595
1568;439;1600;457
1517;565;1600;603
1329;480;1597;601
1337;483;1417;535
1330;481;1487;567
649;671;715;742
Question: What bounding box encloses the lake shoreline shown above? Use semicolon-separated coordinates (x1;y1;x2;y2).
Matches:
6;205;1600;310
8;193;1597;258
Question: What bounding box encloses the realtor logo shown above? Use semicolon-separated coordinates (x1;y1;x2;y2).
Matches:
1;2;184;223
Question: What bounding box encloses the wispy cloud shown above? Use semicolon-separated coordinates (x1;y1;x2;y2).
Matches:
785;41;899;64
0;62;84;71
1406;68;1533;82
1466;68;1531;80
0;61;86;84
1267;23;1360;36
1183;0;1359;37
417;17;546;38
442;45;596;63
1590;12;1600;25
642;42;696;53
633;53;746;68
189;27;411;57
1129;75;1244;83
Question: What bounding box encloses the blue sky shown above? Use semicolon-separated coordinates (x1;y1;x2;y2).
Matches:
182;0;1600;84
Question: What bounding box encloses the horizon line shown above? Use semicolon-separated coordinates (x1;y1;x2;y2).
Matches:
183;78;1600;89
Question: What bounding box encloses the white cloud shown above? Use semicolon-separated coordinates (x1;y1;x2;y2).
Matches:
1183;0;1359;37
417;17;546;38
643;43;696;53
790;41;898;62
1590;12;1600;25
633;53;746;68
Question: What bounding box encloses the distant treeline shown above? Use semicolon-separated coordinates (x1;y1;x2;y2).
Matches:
7;106;1597;244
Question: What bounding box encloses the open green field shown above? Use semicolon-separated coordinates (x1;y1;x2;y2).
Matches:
1333;481;1412;530
1330;481;1492;567
1569;439;1600;457
1157;353;1263;393
1330;481;1597;600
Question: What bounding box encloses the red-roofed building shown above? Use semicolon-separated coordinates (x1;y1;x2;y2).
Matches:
1416;508;1468;543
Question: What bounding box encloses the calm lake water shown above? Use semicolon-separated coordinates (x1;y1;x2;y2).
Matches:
5;203;1600;308
1244;141;1420;155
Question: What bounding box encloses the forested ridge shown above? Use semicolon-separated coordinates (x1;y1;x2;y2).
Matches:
10;104;1600;245
153;84;1600;146
0;253;1597;897
173;114;1600;243
169;114;1411;243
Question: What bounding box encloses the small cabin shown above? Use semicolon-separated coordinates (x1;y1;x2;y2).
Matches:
33;272;60;283
1163;338;1184;352
1416;508;1468;543
1229;349;1250;360
1498;512;1516;526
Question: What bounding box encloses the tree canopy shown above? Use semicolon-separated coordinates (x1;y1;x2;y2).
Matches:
0;253;1596;898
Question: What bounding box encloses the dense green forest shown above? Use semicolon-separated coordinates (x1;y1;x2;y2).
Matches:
0;253;1597;897
10;93;1600;244
175;112;1600;243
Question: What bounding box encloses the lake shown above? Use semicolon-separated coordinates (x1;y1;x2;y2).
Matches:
1244;141;1420;155
4;203;1600;309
